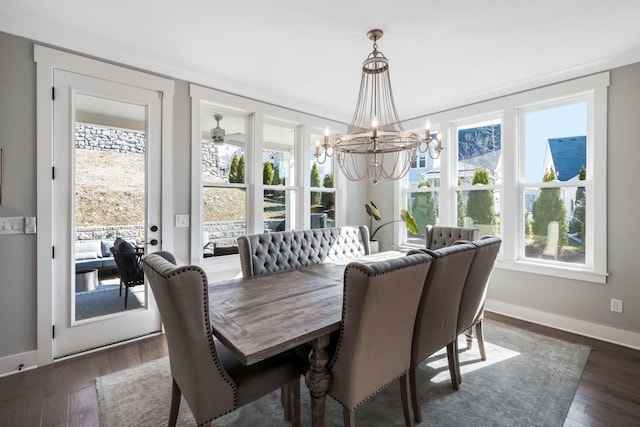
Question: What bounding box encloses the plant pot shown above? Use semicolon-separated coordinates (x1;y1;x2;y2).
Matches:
369;240;379;254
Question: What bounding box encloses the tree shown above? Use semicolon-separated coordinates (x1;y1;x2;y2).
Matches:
272;163;281;185
263;161;274;185
569;167;586;245
532;168;568;246
237;154;245;184
310;162;321;206
228;154;239;183
412;181;437;235
457;178;465;226
467;169;496;225
321;173;334;209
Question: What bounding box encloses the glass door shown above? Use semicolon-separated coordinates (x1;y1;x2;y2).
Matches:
52;70;162;358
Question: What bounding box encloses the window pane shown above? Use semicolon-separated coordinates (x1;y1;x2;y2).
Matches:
457;120;502;185
263;122;295;186
407;189;440;246
310;133;335;229
264;189;296;232
409;132;440;189
202;113;246;183
309;189;335;229
458;189;500;237
524;102;587;183
524;185;585;264
202;187;246;257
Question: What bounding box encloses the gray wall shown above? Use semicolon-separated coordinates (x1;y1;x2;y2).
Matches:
0;32;37;357
170;80;191;267
0;29;638;362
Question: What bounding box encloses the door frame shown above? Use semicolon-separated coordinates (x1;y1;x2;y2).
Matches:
35;45;174;366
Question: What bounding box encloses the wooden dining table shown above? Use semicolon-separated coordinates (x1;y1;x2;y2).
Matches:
208;250;405;427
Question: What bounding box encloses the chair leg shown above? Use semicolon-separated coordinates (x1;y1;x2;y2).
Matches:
409;364;421;423
124;286;129;309
282;384;290;420
476;321;486;361
343;407;355;427
287;378;300;427
454;337;462;385
169;378;181;427
399;373;412;427
465;327;474;349
119;278;123;296
446;342;459;390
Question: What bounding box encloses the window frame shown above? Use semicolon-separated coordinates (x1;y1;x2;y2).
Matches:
396;72;609;283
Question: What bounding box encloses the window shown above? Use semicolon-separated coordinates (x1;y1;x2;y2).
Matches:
455;117;502;238
397;72;608;283
263;120;296;232
310;131;336;229
404;131;441;246
201;109;249;258
190;84;344;266
519;99;588;266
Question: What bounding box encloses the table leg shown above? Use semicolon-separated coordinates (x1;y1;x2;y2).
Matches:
304;334;332;427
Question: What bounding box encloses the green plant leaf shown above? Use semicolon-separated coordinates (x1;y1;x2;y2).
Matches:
365;201;382;221
401;209;419;235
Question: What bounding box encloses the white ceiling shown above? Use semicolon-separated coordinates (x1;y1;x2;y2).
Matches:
2;0;640;123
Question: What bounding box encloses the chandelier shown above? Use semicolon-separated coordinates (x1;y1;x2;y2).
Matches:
315;29;442;183
211;114;225;145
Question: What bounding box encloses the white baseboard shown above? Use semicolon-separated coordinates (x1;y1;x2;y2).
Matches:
485;299;640;350
0;350;38;378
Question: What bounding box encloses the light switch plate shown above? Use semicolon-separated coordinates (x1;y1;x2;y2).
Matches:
0;217;25;234
25;217;37;234
175;214;189;228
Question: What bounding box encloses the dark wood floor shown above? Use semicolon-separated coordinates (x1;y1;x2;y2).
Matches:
0;312;638;426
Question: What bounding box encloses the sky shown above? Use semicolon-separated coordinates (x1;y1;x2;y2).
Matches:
524;102;587;182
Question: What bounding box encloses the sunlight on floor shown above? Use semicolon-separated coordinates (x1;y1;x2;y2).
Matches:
426;335;520;384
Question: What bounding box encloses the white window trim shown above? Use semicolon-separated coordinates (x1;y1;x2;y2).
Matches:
396;72;609;284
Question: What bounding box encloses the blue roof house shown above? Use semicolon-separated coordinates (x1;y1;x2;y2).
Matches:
543;136;586;181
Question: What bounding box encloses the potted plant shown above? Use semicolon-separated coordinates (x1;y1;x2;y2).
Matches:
365;201;419;253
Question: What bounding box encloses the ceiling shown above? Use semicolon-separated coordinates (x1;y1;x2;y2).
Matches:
2;0;640;124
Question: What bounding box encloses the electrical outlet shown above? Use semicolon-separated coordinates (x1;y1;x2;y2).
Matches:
610;298;623;313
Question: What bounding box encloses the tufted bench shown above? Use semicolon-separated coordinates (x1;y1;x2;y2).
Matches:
237;226;371;277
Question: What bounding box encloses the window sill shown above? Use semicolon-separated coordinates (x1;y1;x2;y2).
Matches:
495;259;608;284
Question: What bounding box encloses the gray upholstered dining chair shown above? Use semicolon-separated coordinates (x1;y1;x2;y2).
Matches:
327;253;433;427
236;225;371;410
425;225;479;250
408;243;476;422
141;252;303;427
453;236;502;384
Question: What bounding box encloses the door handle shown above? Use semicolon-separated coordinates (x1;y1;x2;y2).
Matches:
149;239;159;246
150;225;158;232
